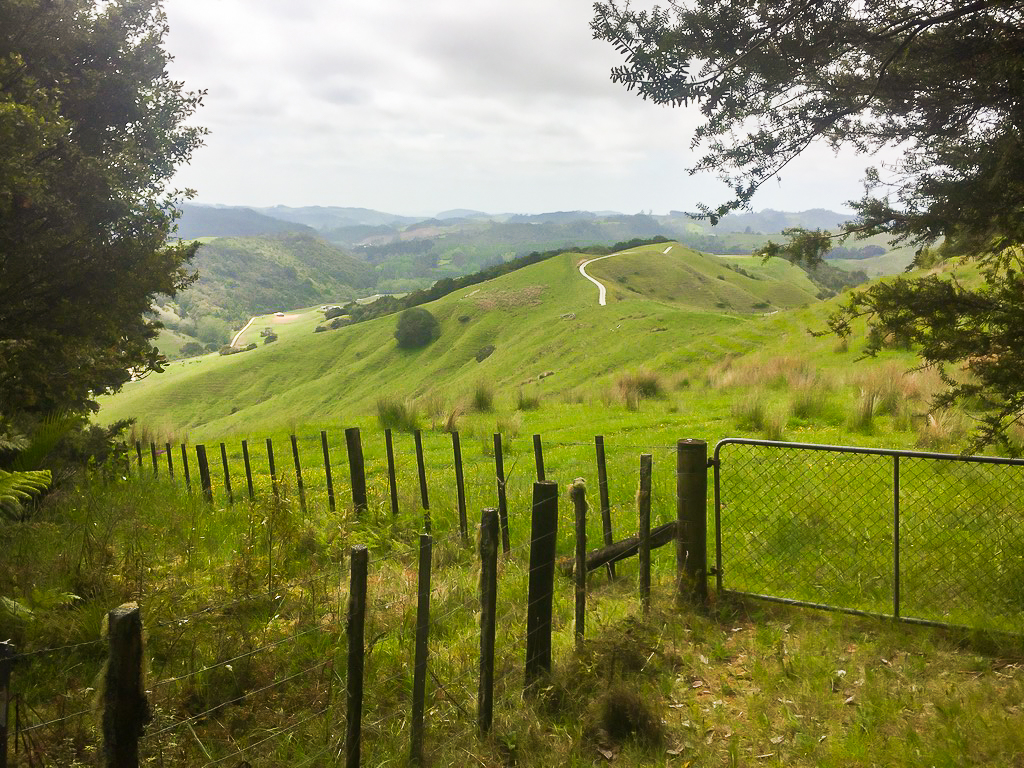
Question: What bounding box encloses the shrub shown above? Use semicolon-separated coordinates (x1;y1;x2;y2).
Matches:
472;380;494;412
180;341;205;358
475;344;495;362
263;333;278;344
376;395;420;432
394;307;440;349
324;306;345;320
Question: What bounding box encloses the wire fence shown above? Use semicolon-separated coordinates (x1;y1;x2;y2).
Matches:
713;438;1024;633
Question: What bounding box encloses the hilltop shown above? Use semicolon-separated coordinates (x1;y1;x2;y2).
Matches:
102;242;839;437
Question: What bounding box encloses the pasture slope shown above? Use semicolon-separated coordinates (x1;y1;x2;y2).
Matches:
100;242;851;438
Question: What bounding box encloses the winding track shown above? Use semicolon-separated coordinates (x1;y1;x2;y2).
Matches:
230;316;256;347
578;244;674;306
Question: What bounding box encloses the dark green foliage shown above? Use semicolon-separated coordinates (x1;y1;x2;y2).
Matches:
0;0;206;417
324;306;346;320
475;345;495;362
593;1;1024;448
180;342;206;358
393;308;440;349
263;333;278;344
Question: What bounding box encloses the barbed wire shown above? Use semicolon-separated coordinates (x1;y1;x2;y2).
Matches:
197;706;330;767
9;638;105;663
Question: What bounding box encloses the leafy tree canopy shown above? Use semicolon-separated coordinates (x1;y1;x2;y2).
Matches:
394;307;440;350
593;0;1024;451
0;0;205;418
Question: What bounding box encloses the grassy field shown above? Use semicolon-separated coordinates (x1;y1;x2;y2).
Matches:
6;242;1022;765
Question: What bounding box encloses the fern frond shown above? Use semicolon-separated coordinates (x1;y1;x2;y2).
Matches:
0;468;51;520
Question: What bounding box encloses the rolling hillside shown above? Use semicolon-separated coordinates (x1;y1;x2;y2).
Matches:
100;243;840;436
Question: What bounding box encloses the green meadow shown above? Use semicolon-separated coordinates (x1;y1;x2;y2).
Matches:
4;242;1022;766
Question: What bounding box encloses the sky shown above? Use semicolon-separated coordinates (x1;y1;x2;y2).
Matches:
164;0;872;217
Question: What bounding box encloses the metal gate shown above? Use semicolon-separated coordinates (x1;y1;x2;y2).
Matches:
713;438;1024;633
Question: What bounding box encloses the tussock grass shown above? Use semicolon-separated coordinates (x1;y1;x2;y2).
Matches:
732;391;767;432
376;394;420;432
789;372;830;420
471;379;495;412
516;387;542;411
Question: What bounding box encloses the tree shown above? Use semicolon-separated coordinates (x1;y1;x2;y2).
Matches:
394;307;440;349
593;1;1024;451
0;0;205;419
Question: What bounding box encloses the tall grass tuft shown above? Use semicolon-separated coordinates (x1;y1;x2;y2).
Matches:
848;389;877;432
617;369;664;410
732;391;767;431
916;409;969;450
790;373;829;420
375;395;420;432
516;388;541;411
471;380;494;412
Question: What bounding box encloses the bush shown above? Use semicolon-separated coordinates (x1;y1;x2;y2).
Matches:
475;344;495;362
324;306;345;320
263;333;278;344
394;307;440;349
180;341;205;358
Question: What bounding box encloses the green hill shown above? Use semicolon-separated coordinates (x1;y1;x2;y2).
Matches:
99;243;836;436
168;233;377;328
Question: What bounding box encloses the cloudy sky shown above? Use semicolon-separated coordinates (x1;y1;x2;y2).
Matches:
164;0;871;217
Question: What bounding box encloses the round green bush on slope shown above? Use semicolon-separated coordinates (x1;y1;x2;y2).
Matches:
394;307;440;349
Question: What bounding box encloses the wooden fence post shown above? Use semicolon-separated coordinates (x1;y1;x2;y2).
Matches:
1;642;13;768
570;479;587;652
525;481;558;692
452;432;468;545
676;439;709;606
219;443;233;506
321;431;336;513
149;443;158;477
638;454;652;615
533;434;545;482
345;428;367;515
346;546;368;768
103;603;149;768
290;435;307;517
494;434;510;553
242;440;255;501
180;444;191;492
414;429;430;532
384;429;399;517
164;442;174;480
410;533;432;763
266;437;279;501
595;436;616;579
134;442;143;473
195;445;213;504
478;508;499;734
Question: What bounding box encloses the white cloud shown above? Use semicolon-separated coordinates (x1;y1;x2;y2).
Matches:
164;0;870;215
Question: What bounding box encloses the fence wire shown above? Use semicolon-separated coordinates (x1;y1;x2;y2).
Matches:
715;439;1024;633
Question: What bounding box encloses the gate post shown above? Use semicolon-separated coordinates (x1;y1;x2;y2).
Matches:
676;439;708;606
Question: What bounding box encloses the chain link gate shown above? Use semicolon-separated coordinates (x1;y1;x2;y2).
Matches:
712;438;1024;634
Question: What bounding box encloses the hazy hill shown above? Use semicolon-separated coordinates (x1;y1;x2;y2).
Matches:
169;233;377;327
175;204;317;239
253;205;420;230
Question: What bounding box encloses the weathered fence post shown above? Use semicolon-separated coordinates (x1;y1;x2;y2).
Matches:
195;445;213;504
242;440;255;501
180;444;191;492
321;431;336;513
478;508;499;734
103;603;149;768
595;436;616;579
570;479;587;652
494;434;510;553
164;442;174;480
414;429;430;532
1;642;13;768
383;429;399;517
345;428;367;515
452;432;468;544
219;443;233;506
533;434;545;482
410;533;432;763
346;546;368;768
149;443;158;477
676;439;708;606
525;481;558;692
134;442;143;473
638;454;652;615
290;435;307;517
266;437;279;501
